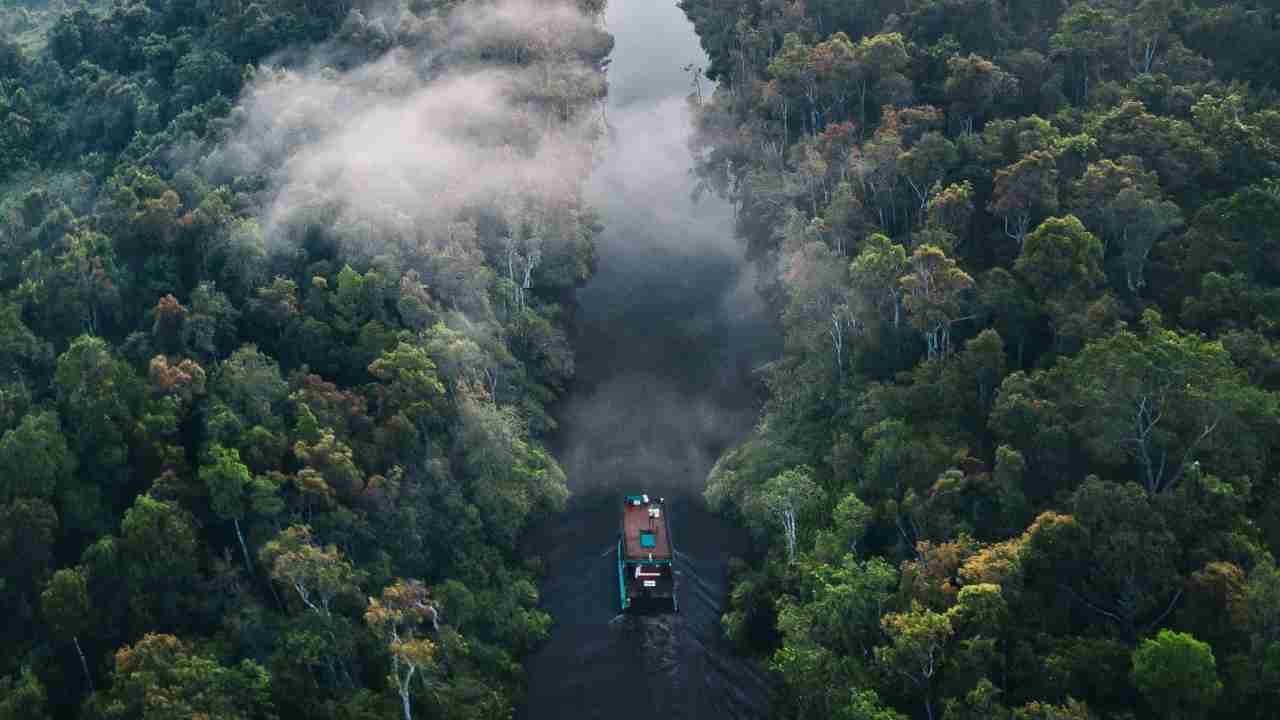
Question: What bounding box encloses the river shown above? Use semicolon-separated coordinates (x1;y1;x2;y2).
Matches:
517;1;780;718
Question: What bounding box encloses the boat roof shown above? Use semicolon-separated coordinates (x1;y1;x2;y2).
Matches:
621;496;671;560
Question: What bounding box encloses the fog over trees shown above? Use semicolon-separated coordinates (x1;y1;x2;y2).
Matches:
3;0;1280;719
0;0;610;716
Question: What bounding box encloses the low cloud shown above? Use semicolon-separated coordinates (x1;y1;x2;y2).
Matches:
203;0;609;256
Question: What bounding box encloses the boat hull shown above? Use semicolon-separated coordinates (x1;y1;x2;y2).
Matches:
617;494;678;614
617;541;678;613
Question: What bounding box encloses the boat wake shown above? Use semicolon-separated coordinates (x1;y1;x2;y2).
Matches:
518;493;774;720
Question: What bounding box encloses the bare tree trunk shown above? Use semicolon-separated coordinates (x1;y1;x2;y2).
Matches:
74;635;94;692
781;508;798;562
399;663;417;720
234;518;253;573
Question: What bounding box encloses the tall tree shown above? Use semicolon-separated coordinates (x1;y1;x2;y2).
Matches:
1131;630;1221;720
0;410;75;503
88;632;273;720
1065;312;1267;494
364;578;441;720
756;466;824;562
1069;156;1182;292
876;601;954;720
118;494;199;631
260;525;362;619
944;54;1015;134
898;244;974;359
989;151;1059;246
781;236;855;372
41;567;95;693
200;444;261;570
851;233;909;330
1014;215;1104;350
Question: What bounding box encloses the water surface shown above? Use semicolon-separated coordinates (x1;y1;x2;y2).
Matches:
518;1;779;718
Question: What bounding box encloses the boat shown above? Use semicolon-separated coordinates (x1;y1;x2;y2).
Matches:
617;494;677;613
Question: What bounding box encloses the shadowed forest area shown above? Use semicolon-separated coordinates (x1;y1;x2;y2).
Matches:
678;0;1280;719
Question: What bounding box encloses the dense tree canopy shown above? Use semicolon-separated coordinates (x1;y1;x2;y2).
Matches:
7;0;1280;717
683;0;1280;718
0;0;610;717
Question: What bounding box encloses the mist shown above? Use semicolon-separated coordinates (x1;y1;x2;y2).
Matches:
556;0;778;497
197;0;776;490
201;0;610;263
201;1;780;715
520;1;778;718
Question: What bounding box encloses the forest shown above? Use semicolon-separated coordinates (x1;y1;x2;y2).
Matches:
0;0;612;718
679;0;1280;719
5;0;1280;718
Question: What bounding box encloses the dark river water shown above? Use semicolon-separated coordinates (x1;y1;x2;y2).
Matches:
517;1;780;718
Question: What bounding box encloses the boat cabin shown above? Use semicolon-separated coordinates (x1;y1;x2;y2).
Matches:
617;494;677;613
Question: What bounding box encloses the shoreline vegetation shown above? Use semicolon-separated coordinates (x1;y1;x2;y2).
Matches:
680;0;1280;718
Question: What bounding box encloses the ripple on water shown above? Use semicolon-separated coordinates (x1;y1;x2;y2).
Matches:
517;0;780;717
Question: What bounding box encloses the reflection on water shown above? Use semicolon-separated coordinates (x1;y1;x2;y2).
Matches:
517;0;779;718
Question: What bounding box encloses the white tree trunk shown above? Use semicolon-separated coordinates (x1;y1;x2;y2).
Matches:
398;661;416;720
234;517;253;572
74;635;94;692
781;508;798;562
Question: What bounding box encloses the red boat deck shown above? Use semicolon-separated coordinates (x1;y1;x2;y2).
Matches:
621;500;671;559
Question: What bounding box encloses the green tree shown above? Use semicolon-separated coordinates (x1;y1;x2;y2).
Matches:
924;181;975;254
1012;698;1092;720
899;133;959;222
185;282;241;361
293;430;364;502
368;340;445;425
89;632;273;720
1131;630;1221;720
944;54;1015;133
1023;480;1183;639
41;566;95;692
1084;100;1218;199
756;466;824;562
55;229;122;337
0;301;53;382
0;410;75;502
1070;156;1182;292
119;494;200;630
837;689;906;720
260;525;362;619
977;268;1037;368
212;344;284;427
54;335;141;522
898;244;974;359
781;236;854;371
1014;215;1104;348
875;601;954;720
850;33;911;130
0;496;58;602
851;233;909;330
830;493;873;558
1049;1;1123;102
1065;312;1268;494
989;151;1059;246
0;668;48;720
809;555;897;656
364;578;441;720
200;444;256;570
